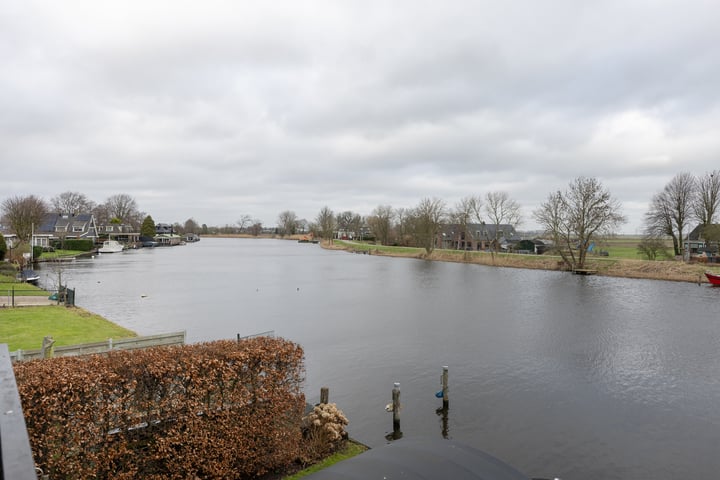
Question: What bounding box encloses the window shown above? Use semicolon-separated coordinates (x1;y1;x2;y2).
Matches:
73;226;83;232
106;226;114;232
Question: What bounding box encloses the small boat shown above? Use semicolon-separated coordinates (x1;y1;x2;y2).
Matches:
98;240;124;253
19;269;40;285
705;271;720;286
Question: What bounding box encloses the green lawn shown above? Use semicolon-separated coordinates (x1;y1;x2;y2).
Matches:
0;306;136;351
38;249;87;260
0;274;49;296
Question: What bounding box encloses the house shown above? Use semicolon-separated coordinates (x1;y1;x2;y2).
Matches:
438;223;519;251
684;224;720;255
100;223;140;245
37;213;99;244
154;233;183;246
156;223;174;235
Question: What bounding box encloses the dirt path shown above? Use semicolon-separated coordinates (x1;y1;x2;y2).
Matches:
1;296;56;308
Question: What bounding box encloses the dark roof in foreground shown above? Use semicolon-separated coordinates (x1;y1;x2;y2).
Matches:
305;439;530;480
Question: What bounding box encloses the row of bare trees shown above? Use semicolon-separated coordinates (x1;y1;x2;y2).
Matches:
306;190;523;255
302;177;625;270
644;171;720;256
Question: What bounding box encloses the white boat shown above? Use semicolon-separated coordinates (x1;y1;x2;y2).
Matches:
98;240;124;253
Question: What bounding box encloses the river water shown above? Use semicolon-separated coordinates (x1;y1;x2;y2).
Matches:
37;238;720;479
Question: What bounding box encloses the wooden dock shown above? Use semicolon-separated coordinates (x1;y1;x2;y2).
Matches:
572;269;597;275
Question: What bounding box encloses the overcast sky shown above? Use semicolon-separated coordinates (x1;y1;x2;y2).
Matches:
2;1;719;233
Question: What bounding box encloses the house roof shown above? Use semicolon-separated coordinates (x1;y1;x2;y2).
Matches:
37;213;96;233
687;224;720;241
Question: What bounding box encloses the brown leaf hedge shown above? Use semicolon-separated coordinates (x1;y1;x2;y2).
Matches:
13;337;306;479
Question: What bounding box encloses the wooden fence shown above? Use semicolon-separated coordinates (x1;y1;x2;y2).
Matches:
10;331;186;363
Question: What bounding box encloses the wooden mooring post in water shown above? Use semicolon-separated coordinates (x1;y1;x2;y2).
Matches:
320;387;329;404
392;382;401;435
441;365;449;409
385;381;402;440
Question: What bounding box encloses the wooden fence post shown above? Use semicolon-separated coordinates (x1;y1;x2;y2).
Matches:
41;335;55;359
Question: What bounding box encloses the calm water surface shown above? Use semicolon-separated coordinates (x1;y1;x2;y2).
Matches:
39;238;720;479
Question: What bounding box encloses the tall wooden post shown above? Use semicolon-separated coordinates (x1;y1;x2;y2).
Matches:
320;387;329;404
441;366;449;409
392;382;401;430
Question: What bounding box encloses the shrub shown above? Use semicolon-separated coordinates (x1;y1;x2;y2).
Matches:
64;239;95;251
300;403;349;463
14;337;306;478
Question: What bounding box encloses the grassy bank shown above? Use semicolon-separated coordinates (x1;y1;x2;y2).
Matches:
330;240;720;284
283;441;369;479
0;274;50;296
0;305;137;351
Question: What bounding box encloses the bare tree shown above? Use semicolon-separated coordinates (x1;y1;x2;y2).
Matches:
694;170;720;227
533;177;625;270
662;172;695;257
410;197;446;254
248;221;263;236
103;194;142;228
184;218;200;233
350;214;363;240
644;191;679;255
315;206;336;243
50;191;95;214
394;207;412;246
485;191;521;254
1;195;48;243
237;214;253;232
277;210;298;236
367;205;394;246
449;195;482;251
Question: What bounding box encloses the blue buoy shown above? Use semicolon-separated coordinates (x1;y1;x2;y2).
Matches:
435;390;444;398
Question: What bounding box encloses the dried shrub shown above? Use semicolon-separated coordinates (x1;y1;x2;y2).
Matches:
14;337;306;479
300;403;349;463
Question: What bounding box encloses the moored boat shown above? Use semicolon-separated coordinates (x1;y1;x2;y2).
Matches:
98;240;124;253
19;269;40;285
705;271;720;285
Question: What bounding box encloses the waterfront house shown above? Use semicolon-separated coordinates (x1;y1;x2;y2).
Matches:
438;223;519;251
100;223;140;245
154;233;183;246
37;213;99;245
156;223;174;235
684;224;720;255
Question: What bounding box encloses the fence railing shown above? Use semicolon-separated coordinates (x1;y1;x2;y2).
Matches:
10;331;186;363
0;344;38;480
237;330;275;341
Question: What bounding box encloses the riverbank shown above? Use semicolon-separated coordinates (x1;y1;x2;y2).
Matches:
326;240;719;284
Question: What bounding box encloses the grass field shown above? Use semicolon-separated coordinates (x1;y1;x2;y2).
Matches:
0;305;136;351
335;236;675;261
38;249;87;260
0;274;49;296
